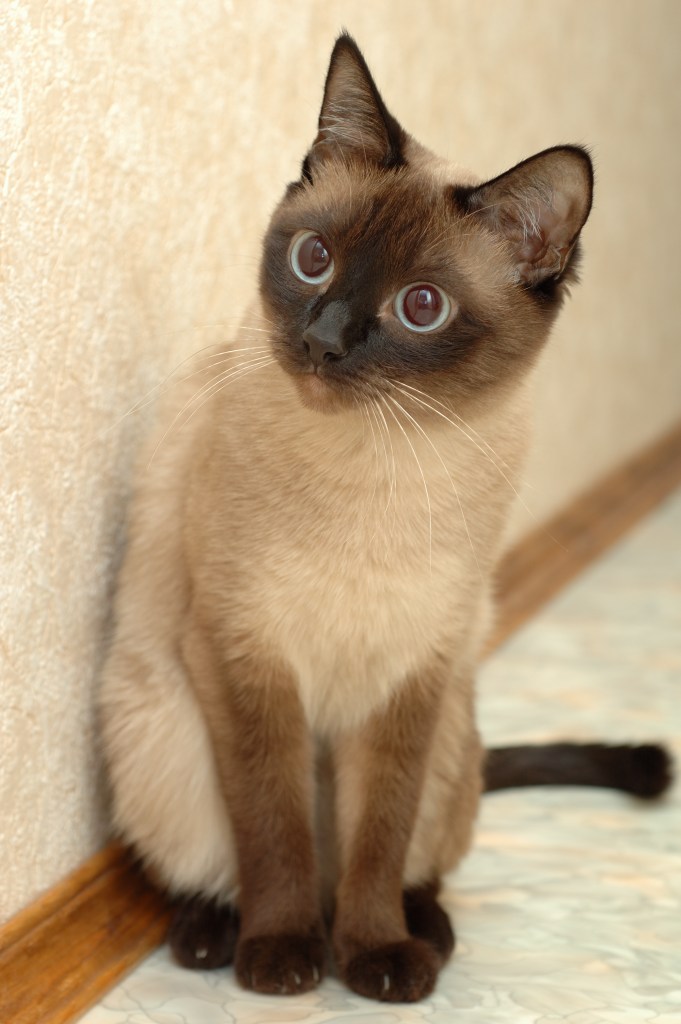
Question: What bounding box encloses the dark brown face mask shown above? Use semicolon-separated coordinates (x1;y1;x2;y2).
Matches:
259;33;593;415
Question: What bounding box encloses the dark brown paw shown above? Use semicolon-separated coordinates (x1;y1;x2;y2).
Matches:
235;932;326;994
343;937;439;1002
168;895;239;969
403;884;455;964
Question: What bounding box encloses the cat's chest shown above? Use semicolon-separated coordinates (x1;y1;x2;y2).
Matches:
245;486;479;732
195;398;510;731
266;564;434;730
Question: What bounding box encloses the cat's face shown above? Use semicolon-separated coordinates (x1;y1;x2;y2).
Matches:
259;35;592;416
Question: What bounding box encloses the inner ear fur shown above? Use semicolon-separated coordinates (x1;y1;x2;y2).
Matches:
459;146;594;287
304;33;406;177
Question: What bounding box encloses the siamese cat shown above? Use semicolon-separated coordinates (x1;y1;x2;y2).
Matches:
99;34;671;1002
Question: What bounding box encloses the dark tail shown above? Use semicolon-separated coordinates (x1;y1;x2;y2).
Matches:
484;742;673;798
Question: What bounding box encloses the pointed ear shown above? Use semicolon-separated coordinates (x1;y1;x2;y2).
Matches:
304;33;406;176
458;147;594;287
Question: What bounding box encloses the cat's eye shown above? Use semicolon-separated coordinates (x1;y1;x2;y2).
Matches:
394;283;452;333
289;231;334;284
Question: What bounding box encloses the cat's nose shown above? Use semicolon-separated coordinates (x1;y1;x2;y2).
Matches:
302;327;347;367
302;300;350;368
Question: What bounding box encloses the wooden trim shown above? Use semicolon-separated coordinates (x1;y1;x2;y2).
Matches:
0;845;170;1024
490;421;681;650
1;418;680;1024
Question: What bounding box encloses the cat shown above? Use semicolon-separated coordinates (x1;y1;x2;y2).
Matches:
99;33;671;1003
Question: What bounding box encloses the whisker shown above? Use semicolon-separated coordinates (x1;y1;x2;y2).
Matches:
82;345;273;453
388;378;517;476
175;354;274;426
387;391;483;583
225;325;274;334
380;394;432;572
136;311;276;347
371;397;398;526
359;399;381;530
147;356;274;467
171;349;272;393
175;356;276;436
389;379;549;539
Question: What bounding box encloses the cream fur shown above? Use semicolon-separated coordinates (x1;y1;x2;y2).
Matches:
99;316;531;898
94;35;593;1006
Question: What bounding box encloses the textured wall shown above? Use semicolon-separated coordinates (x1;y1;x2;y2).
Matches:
1;0;680;922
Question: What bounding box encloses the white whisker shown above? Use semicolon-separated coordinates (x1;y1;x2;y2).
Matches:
389;379;516;476
358;400;380;528
147;356;274;467
80;344;272;453
388;379;547;535
371;397;398;526
387;391;483;583
380;394;432;572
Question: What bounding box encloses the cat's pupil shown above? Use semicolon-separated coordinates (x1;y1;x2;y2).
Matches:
298;235;330;277
403;286;442;327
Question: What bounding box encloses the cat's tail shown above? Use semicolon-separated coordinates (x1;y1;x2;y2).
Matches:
483;742;673;798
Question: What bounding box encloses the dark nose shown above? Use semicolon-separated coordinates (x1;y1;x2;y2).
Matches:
302;300;350;368
302;327;347;368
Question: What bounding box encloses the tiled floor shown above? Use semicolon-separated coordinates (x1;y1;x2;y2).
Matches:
80;490;681;1024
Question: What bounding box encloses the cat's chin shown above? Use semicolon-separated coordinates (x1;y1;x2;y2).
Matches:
292;372;353;415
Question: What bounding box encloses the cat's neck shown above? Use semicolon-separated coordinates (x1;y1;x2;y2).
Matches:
211;331;530;519
215;343;374;471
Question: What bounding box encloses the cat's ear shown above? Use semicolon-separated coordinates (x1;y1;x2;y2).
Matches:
456;147;593;287
303;33;406;177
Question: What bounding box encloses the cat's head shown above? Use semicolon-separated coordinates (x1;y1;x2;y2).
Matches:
260;33;593;414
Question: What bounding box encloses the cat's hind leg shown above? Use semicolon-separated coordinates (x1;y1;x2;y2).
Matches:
402;881;455;965
99;649;238;930
168;895;240;969
397;672;482;970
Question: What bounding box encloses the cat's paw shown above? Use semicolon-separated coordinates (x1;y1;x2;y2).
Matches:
235;932;326;995
403;885;456;964
342;937;439;1002
168;895;239;970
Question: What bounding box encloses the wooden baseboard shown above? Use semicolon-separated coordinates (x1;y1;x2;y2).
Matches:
491;421;681;650
2;419;680;1024
0;845;169;1024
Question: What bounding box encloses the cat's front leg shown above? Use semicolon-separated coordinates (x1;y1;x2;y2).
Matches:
182;617;325;995
332;662;448;1002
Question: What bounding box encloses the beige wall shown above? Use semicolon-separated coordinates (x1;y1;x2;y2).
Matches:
1;0;680;922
